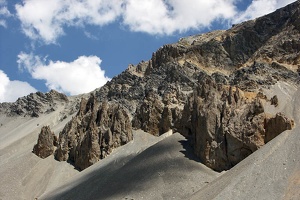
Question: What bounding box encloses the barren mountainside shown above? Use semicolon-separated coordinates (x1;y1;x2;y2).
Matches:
1;1;300;199
30;0;299;171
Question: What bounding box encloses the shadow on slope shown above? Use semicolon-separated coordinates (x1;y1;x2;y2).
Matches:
178;138;202;163
44;133;218;200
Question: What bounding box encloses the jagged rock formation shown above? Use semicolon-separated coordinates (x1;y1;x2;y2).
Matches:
33;1;299;171
265;113;294;143
132;91;164;136
179;75;294;171
33;126;57;158
55;95;133;170
0;90;70;117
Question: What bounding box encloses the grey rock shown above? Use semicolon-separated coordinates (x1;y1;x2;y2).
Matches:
55;95;133;170
33;126;57;159
178;76;293;171
0;90;69;117
265;113;294;143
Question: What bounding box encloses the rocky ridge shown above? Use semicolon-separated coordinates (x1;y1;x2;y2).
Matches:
0;89;79;118
30;1;299;171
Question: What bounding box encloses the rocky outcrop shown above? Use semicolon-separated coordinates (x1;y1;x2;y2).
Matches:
265;113;294;143
270;95;279;107
230;62;299;91
33;126;57;158
0;90;69;117
32;1;299;171
178;76;293;171
55;95;133;170
132;91;164;136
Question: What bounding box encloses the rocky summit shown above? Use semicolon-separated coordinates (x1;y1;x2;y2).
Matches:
26;1;300;172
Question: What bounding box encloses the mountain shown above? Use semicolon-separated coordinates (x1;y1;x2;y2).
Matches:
1;1;300;199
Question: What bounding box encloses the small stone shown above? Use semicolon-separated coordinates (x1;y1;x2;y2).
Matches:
270;95;279;107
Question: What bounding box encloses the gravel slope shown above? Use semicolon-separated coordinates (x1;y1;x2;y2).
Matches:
1;81;299;200
42;132;220;200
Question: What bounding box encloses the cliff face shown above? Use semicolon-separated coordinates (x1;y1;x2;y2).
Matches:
55;95;133;171
180;75;294;171
30;1;299;171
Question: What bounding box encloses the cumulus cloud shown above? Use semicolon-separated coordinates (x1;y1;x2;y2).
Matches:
15;0;297;43
0;70;37;102
123;0;237;34
15;0;123;44
0;0;12;28
16;0;237;43
17;52;110;95
233;0;296;23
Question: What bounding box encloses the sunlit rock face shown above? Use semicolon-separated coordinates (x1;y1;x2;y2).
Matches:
31;1;300;171
33;126;57;159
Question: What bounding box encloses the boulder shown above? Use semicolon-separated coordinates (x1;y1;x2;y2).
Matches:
265;113;294;143
33;126;57;159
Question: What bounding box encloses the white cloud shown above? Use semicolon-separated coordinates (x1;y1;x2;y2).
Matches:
276;0;297;8
17;51;45;72
17;52;110;95
16;0;238;43
15;0;123;44
233;0;296;23
123;0;237;34
0;20;6;27
0;0;12;28
0;70;37;103
84;31;99;40
15;0;296;43
0;6;10;16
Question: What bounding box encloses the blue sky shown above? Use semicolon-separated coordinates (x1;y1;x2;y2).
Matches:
0;0;296;102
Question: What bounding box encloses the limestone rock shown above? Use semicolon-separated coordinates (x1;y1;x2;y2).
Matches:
180;76;293;171
159;106;173;134
270;95;279;107
265;113;294;143
55;95;133;170
0;90;69;117
132;91;164;136
33;126;57;159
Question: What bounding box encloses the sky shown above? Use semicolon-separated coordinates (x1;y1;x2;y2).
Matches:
0;0;296;102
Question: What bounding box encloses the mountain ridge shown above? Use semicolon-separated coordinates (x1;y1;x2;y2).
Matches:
1;0;299;172
0;1;300;199
49;0;299;171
